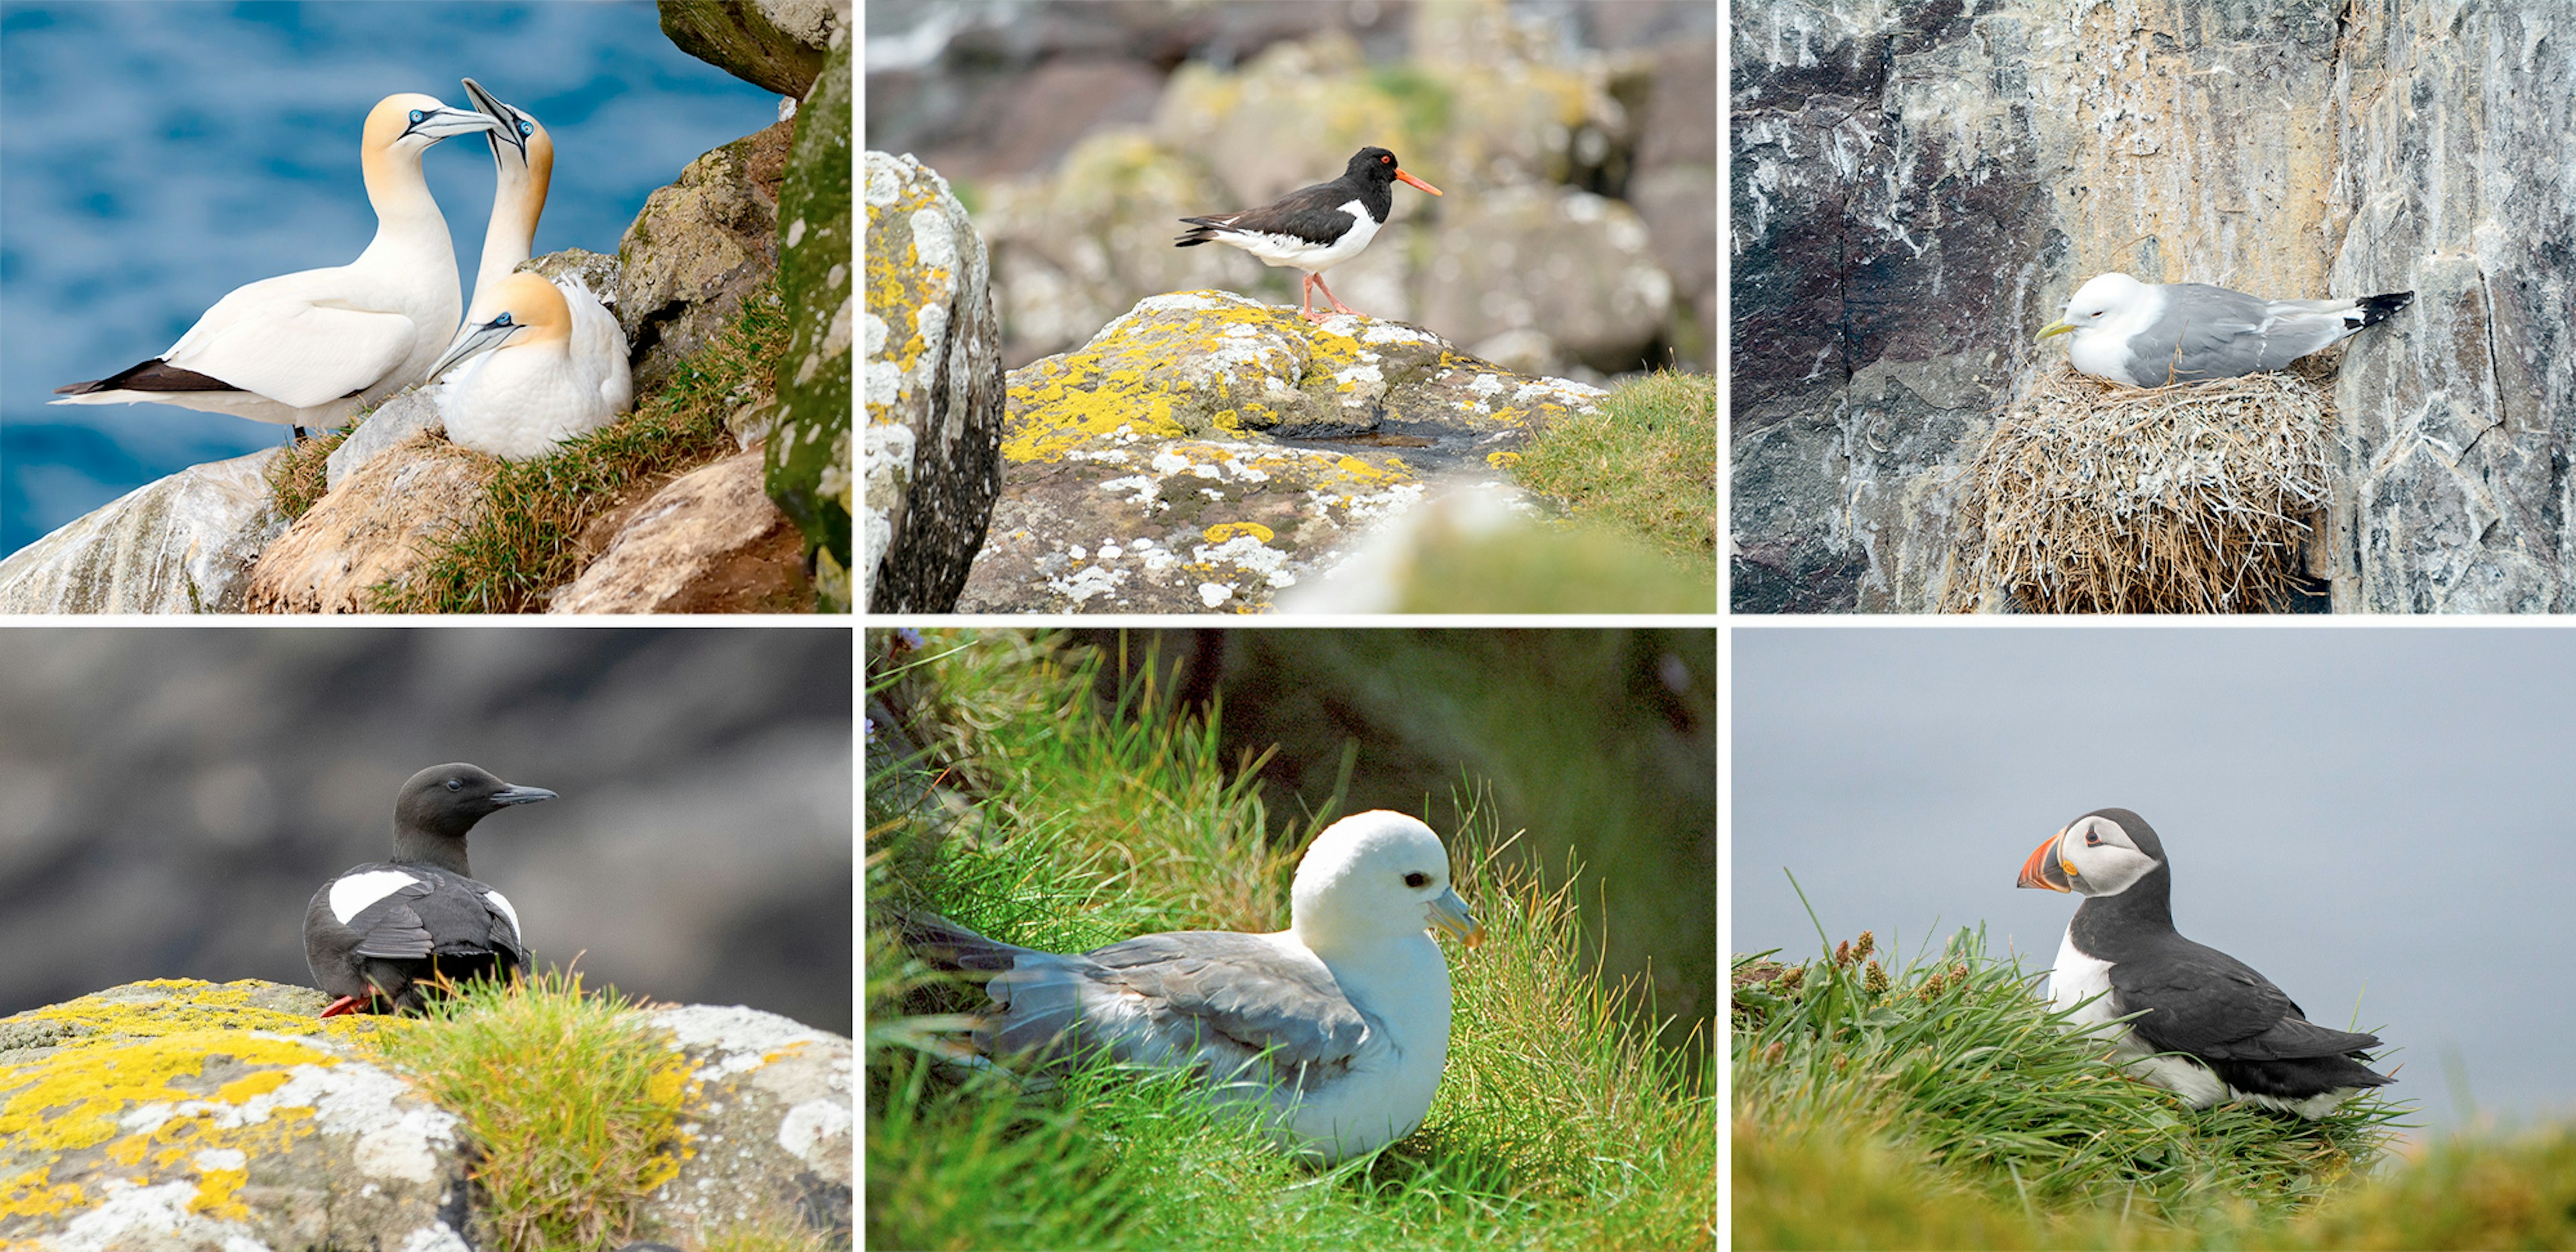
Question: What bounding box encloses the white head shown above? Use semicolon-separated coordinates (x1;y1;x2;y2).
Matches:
1288;811;1485;958
362;93;501;164
2038;272;2152;343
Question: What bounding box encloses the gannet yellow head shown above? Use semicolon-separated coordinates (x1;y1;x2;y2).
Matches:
427;272;573;381
461;78;553;231
364;93;502;160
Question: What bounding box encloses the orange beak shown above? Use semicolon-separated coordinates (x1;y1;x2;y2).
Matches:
2016;831;2072;892
1395;168;1442;196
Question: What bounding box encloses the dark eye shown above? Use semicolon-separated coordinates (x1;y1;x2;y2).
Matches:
2085;831;2101;846
445;779;463;792
1404;872;1428;888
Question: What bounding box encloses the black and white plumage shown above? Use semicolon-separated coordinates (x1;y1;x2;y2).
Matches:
304;763;556;1017
2016;808;2394;1118
1175;146;1442;323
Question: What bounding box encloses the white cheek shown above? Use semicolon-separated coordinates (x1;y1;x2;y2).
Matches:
329;870;420;924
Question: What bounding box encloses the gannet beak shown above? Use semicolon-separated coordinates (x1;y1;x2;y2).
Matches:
2037;319;2076;341
426;311;526;382
403;103;502;144
2015;829;2073;892
1426;887;1485;949
460;77;532;163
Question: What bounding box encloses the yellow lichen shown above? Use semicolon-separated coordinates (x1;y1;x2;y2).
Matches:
1203;522;1273;543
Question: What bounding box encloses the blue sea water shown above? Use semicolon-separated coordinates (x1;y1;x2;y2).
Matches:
0;1;784;557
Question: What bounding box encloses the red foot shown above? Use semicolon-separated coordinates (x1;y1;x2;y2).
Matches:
319;995;370;1018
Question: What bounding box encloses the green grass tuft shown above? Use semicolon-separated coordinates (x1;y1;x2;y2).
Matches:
866;628;1715;1251
366;284;792;613
363;969;693;1252
1512;368;1717;566
264;425;352;521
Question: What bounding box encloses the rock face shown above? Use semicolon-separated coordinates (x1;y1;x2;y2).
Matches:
863;151;1006;613
658;0;837;97
0;450;284;613
550;452;810;613
620;121;793;399
954;289;1606;613
768;22;855;611
243;433;495;613
0;980;853;1251
1730;0;2576;613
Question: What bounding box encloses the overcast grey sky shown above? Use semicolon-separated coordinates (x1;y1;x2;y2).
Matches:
1731;626;2576;1133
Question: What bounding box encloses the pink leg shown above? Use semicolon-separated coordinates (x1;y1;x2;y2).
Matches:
1297;274;1329;323
1309;273;1359;317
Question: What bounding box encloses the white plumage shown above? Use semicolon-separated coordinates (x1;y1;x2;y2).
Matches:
51;94;500;430
429;272;629;459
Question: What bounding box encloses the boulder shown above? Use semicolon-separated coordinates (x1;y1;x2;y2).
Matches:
0;450;284;614
620;121;792;397
954;290;1606;613
1730;0;2576;613
1414;183;1672;374
243;433;494;614
325;390;442;490
549;452;810;614
863;152;1006;613
658;0;837;97
0;980;853;1251
767;23;855;610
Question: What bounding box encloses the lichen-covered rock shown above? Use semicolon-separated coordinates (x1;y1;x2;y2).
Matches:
0;450;284;614
955;289;1605;613
863;151;1006;613
0;980;471;1252
657;0;836;97
766;23;853;610
244;433;494;613
640;1004;851;1246
0;980;855;1251
621;121;792;397
549;452;810;613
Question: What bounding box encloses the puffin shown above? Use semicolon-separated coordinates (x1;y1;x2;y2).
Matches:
2015;808;2394;1117
1175;146;1442;323
303;763;555;1017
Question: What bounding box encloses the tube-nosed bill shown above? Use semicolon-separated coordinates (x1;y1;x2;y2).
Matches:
1426;886;1486;949
2015;829;2074;892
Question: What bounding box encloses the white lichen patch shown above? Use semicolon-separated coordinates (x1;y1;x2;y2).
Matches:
1048;563;1126;603
776;1098;853;1168
649;1005;830;1082
1358;323;1442;348
1191;535;1295;588
398;1224;474;1252
1198;582;1235;607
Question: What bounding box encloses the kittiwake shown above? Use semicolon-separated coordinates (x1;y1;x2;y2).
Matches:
894;809;1486;1163
2039;272;2413;387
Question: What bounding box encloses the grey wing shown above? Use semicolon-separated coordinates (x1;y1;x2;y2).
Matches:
986;931;1376;1092
2133;284;2278;382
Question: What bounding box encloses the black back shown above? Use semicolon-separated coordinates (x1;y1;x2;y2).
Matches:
1176;148;1411;248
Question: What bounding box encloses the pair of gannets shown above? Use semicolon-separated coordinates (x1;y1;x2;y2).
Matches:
54;83;631;459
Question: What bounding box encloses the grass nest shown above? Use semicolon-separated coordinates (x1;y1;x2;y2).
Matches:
1945;360;2338;613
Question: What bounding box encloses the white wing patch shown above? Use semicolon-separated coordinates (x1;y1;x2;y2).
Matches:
484;889;523;945
329;870;420;924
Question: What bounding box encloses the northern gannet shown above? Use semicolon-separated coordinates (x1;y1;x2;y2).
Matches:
457;78;632;417
427;272;629;458
52;94;500;437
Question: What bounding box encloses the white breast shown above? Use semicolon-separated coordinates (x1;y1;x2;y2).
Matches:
2047;926;2227;1108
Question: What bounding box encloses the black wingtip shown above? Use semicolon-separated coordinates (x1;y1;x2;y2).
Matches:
2356;291;2414;327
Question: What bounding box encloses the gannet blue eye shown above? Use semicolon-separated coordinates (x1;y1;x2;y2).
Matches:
519;120;534;137
494;313;514;327
409;109;426;124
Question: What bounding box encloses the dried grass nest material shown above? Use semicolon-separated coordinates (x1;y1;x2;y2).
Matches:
1945;361;2337;614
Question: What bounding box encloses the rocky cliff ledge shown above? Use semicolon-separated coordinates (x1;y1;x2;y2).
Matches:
0;978;850;1251
0;0;853;615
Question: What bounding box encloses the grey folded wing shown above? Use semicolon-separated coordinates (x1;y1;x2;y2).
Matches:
988;930;1377;1094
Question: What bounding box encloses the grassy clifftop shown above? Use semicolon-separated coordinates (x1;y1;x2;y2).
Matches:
1732;928;2576;1250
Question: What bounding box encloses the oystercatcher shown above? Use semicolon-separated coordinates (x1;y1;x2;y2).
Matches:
303;763;555;1016
2016;808;2394;1117
1176;147;1442;323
